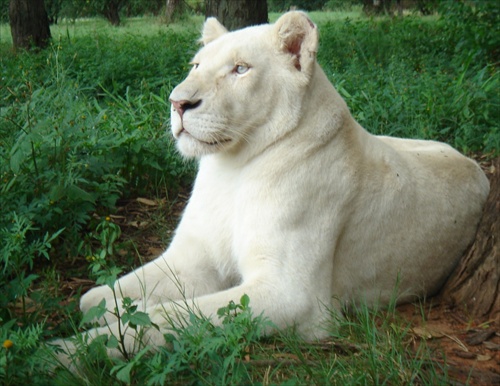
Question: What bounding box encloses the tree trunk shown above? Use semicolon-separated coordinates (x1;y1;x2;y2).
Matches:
165;0;184;24
205;0;268;31
417;0;433;16
9;0;51;50
440;157;500;323
102;0;123;26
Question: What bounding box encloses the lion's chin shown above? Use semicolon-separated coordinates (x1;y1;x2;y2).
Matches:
176;132;232;158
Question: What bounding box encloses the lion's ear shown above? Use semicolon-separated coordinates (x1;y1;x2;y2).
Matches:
201;17;228;45
274;11;318;74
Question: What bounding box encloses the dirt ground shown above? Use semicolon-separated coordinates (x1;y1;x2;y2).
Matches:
398;302;499;385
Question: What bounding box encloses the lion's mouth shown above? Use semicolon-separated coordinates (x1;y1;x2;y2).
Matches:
180;128;231;146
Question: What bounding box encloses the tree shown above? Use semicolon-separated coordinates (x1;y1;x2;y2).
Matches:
268;0;328;12
84;0;127;26
205;0;268;31
9;0;51;50
44;0;63;24
165;0;185;23
440;157;500;323
362;0;402;16
98;0;126;26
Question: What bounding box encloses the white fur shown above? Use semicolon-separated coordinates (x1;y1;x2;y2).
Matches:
66;11;489;358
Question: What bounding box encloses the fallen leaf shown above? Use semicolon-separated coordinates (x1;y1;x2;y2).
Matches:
109;214;126;219
483;341;500;351
147;247;164;257
412;326;445;339
465;330;495;346
272;353;300;361
454;350;476;359
137;197;157;206
128;220;149;228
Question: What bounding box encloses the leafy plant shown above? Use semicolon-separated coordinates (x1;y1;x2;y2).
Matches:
0;318;55;386
0;213;63;322
318;15;499;154
134;294;271;385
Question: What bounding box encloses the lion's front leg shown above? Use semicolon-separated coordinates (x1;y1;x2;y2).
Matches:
79;253;177;318
80;237;228;325
147;272;333;342
52;318;166;367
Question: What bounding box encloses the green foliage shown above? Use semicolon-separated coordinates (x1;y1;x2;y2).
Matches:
272;306;445;385
0;319;55;386
325;0;362;11
318;14;499;154
1;32;196;257
0;213;63;320
74;294;271;385
42;0;166;23
0;25;196;359
153;294;269;385
0;0;8;23
50;296;444;385
439;0;500;65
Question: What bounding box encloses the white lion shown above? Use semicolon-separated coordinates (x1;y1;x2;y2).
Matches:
62;11;490;358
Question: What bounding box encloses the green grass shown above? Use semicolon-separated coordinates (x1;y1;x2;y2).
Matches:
1;4;499;385
44;295;447;385
0;15;204;46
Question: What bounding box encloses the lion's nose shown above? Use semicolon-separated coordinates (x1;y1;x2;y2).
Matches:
170;99;202;119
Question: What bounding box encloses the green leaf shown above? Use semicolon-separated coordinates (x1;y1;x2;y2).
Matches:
9;148;24;174
123;311;152;327
66;184;96;203
111;347;150;383
106;334;119;349
95;266;122;288
80;298;107;326
240;294;250;309
113;361;134;384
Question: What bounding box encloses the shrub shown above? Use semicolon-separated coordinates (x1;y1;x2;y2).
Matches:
317;16;499;154
439;0;500;65
0;32;197;335
0;319;55;386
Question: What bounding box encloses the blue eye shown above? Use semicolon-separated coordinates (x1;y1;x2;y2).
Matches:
235;64;249;74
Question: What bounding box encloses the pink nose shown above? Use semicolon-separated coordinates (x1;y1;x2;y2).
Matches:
170;99;201;119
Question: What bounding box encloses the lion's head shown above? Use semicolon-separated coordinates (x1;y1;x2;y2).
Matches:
169;12;319;158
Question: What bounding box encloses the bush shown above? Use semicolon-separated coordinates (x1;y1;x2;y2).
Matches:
317;16;499;154
0;31;197;333
439;0;500;65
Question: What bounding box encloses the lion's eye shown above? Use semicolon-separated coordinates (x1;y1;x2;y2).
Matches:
234;64;249;75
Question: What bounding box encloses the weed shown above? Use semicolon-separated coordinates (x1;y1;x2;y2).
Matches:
0;318;55;385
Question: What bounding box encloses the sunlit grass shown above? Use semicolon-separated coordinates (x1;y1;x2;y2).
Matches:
0;8;368;48
0;15;204;47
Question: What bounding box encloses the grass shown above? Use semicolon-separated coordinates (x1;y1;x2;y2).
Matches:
47;296;447;385
0;15;204;46
1;4;498;385
0;10;363;45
